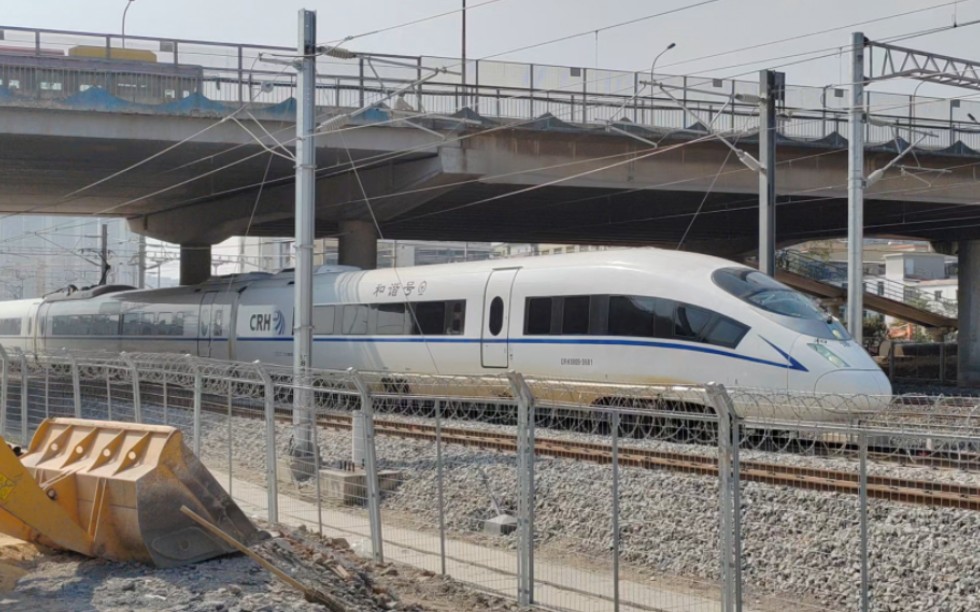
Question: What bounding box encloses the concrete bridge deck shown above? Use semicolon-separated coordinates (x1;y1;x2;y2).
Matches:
1;24;980;255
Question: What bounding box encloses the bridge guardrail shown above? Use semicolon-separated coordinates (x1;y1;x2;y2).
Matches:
2;25;980;152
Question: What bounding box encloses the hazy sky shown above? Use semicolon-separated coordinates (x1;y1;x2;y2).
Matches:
7;0;980;93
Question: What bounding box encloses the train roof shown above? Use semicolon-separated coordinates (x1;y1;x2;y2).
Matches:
333;248;745;278
20;249;750;305
43;284;136;303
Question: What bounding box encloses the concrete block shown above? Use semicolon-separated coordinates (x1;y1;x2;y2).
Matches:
483;514;517;536
318;468;402;505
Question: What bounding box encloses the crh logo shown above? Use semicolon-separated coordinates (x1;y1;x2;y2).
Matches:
273;310;286;336
245;308;288;336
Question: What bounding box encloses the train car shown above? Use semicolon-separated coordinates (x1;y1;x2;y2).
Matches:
0;297;41;353
0;249;891;420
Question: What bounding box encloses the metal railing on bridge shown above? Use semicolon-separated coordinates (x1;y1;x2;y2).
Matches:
2;25;980;153
778;249;958;318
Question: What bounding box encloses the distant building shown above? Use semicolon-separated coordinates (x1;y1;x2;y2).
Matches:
881;252;958;319
0;216;140;298
492;243;621;258
221;237;495;274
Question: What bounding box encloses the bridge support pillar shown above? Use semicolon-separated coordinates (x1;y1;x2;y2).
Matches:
179;244;211;286
338;219;378;270
958;240;980;387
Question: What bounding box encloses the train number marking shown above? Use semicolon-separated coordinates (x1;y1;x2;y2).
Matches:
560;357;593;366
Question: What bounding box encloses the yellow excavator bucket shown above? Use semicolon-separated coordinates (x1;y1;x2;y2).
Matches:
0;418;263;568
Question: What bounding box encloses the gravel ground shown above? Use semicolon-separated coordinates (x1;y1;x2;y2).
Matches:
1;525;519;612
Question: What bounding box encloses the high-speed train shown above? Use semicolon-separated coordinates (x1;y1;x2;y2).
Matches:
0;249;890;417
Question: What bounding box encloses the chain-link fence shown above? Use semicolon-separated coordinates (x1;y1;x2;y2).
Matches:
4;348;980;611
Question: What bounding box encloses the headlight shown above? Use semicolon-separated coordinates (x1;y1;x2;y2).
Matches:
808;343;849;368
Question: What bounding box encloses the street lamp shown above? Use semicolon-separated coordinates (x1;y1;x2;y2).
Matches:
649;42;676;84
122;0;136;48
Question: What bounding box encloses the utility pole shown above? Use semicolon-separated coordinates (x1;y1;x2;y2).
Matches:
138;234;146;288
461;0;467;108
757;70;782;276
99;223;110;285
847;32;866;344
291;8;317;480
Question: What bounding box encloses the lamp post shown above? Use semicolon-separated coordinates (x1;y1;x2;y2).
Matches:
461;0;467;106
122;0;135;48
649;42;676;84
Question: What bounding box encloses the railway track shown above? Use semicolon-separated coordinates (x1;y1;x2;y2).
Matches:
314;413;980;511
145;389;980;511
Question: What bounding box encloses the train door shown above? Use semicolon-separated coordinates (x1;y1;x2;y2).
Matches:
26;301;41;353
197;292;218;358
481;268;519;368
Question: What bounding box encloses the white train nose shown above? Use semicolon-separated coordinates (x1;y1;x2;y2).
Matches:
814;369;891;397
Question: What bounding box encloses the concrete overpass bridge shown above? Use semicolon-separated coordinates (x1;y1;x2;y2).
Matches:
3;24;980;384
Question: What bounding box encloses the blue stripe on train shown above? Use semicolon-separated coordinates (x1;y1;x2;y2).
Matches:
41;334;807;372
237;335;808;372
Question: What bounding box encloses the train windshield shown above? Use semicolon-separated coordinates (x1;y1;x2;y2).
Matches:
712;268;851;340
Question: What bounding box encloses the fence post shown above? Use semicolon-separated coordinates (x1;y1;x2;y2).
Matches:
528;64;535;119
184;355;202;456
611;409;621;612
255;362;279;524
507;371;535;608
61;350;81;419
120;353;142;423
435;398;447;576
859;432;870;612
227;380;234;497
0;344;9;437
888;340;895;381
707;382;740;612
17;351;28;444
348;368;384;563
43;357;49;419
237;46;244;104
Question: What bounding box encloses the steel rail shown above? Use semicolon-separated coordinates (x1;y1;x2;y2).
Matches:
310;412;980;511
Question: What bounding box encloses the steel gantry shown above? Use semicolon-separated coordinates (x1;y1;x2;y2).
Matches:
847;32;980;345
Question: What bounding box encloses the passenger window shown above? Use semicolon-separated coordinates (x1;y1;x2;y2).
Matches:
525;298;552;335
447;301;465;335
489;297;504;336
158;312;173;335
200;306;210;337
122;313;138;335
141;312;156;335
313;306;336;334
342;305;368;335
0;318;21;335
411;302;446;335
561;296;590;334
213;310;224;336
608;296;655;337
674;305;714;340
173;312;186;336
704;317;749;348
375;303;407;335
